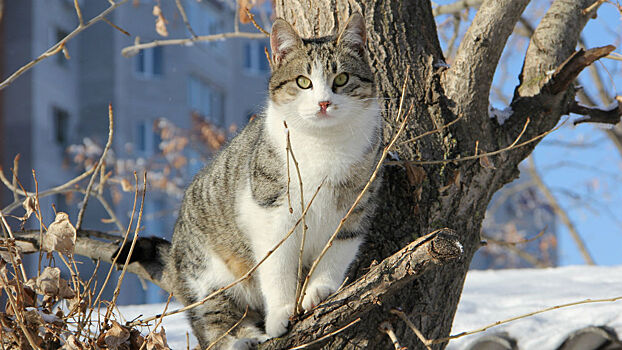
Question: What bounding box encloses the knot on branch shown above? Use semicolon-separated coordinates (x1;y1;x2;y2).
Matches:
428;228;462;263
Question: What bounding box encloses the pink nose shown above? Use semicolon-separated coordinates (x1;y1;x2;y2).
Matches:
319;101;331;112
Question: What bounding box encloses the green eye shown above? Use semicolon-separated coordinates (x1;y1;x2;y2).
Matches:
296;76;312;89
333;73;349;87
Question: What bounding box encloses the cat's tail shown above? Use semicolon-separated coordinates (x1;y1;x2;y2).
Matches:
112;236;171;285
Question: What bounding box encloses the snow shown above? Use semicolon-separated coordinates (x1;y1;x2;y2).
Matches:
115;265;622;349
448;265;622;349
489;105;513;125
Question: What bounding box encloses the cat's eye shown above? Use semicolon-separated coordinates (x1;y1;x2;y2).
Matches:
296;76;312;89
333;73;349;87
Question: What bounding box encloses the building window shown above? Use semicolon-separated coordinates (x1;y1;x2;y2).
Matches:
53;107;70;148
135;47;164;78
188;76;225;125
244;41;270;73
135;120;162;154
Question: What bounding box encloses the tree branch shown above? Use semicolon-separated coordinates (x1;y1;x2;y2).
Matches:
260;229;463;349
572;97;622;125
517;0;601;97
443;0;529;119
432;0;483;16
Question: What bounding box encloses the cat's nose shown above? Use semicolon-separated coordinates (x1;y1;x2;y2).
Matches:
319;101;331;112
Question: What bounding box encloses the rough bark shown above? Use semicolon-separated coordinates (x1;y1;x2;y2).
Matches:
266;1;612;349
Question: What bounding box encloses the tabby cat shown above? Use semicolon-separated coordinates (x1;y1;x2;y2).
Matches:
145;13;381;349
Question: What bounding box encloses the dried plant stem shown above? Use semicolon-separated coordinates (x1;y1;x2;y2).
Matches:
527;157;595;265
390;309;433;350
205;306;249;350
287;317;361;350
0;0;129;90
73;0;83;25
285;123;308;315
104;172;147;323
76;104;114;231
0;210;28;281
121;32;266;57
175;0;197;38
297;71;413;313
0;274;42;350
11;155;19;202
428;295;622;345
392;116;569;166
379;321;406;350
139;293;174;350
128;179;325;327
244;8;270;36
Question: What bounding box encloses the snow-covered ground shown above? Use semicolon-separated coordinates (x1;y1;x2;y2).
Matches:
116;265;622;349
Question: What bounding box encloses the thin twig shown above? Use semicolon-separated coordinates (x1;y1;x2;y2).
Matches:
175;0;197;38
286;122;308;315
0;0;130;90
121;32;266;57
429;295;622;345
73;0;84;26
205;306;249;350
482;227;546;246
391;309;433;350
11;155;19;202
104;171;147;323
76;103;114;231
244;7;270;36
128;179;326;327
101;17;130;36
393;117;568;166
380;321;406;350
288;318;361;350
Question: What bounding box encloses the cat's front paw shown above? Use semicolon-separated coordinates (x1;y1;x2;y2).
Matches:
302;282;338;311
265;304;294;338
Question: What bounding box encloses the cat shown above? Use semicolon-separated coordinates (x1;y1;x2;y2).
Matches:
121;13;382;350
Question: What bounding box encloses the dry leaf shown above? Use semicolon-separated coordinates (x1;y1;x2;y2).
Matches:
238;0;252;24
130;329;145;349
121;178;133;192
29;267;75;299
439;169;461;192
153;5;169;37
21;196;37;220
61;335;84;350
146;328;170;350
105;321;131;349
43;212;77;255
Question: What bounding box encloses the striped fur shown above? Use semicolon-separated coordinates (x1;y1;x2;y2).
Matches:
167;13;382;349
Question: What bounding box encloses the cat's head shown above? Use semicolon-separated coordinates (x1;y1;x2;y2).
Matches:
267;13;377;131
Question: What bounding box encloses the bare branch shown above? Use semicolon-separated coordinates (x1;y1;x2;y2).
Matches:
518;0;601;97
175;0;198;39
432;0;483;16
121;32;266;58
0;0;130;90
444;0;529;118
76;104;114;231
572;97;622;125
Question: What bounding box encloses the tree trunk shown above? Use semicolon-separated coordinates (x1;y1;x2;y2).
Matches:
264;0;607;349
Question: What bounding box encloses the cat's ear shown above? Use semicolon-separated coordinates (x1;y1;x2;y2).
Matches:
270;19;302;66
337;13;367;52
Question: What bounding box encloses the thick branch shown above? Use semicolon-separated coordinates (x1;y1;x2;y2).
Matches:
10;229;172;293
544;45;615;95
444;0;530;119
517;0;599;97
261;229;463;349
572;97;622;125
